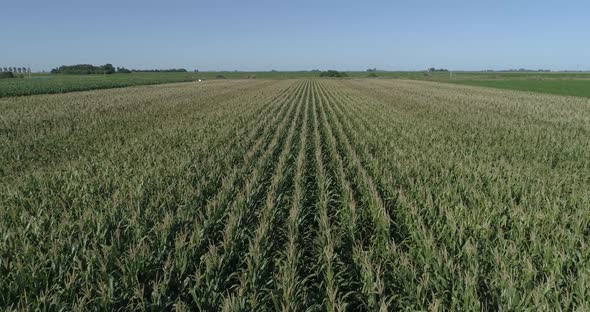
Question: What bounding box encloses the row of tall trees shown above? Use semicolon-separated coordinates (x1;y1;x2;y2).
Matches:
1;67;31;73
51;64;116;75
49;64;187;75
116;67;132;73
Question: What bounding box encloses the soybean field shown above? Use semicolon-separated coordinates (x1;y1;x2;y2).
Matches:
1;79;590;310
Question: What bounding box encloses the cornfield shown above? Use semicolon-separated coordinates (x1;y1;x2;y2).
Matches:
1;79;589;310
0;73;203;98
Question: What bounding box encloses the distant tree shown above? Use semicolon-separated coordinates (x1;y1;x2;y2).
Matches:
0;72;15;79
102;64;115;74
117;67;132;73
366;68;377;72
319;70;348;78
51;64;118;75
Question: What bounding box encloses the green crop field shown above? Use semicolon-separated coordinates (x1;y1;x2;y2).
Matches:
1;79;590;310
350;71;590;98
0;72;209;98
446;78;590;98
0;72;316;98
3;71;590;99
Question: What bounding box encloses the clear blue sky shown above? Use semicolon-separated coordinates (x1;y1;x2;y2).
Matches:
2;0;589;71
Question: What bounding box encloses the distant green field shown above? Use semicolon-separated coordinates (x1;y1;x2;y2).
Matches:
361;71;590;98
385;71;590;98
2;70;590;98
0;72;324;97
0;73;194;97
0;73;206;98
349;71;590;80
445;78;590;98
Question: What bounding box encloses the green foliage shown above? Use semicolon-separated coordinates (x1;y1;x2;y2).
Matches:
367;72;378;78
1;79;589;310
51;64;116;75
320;70;348;78
116;67;132;74
0;72;15;79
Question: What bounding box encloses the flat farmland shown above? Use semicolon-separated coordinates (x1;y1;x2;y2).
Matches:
1;79;589;310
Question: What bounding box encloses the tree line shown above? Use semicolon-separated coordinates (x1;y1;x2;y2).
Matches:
50;64;188;75
319;70;348;77
51;64;117;75
1;67;31;73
